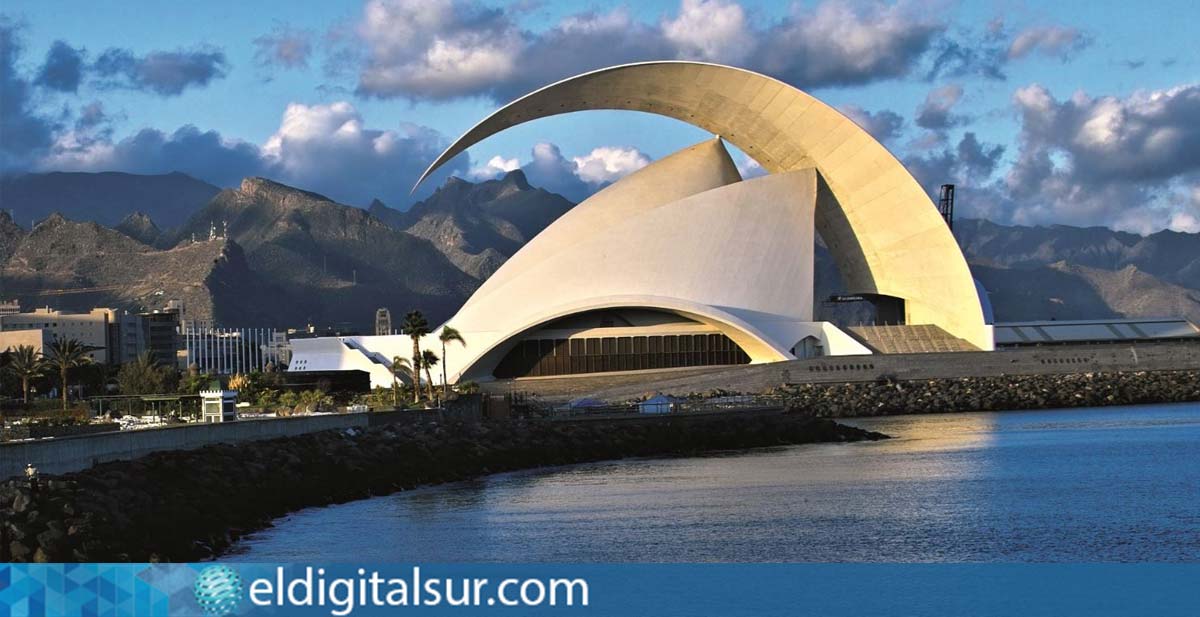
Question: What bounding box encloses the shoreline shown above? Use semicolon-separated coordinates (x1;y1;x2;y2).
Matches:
3;367;1196;564
776;370;1200;417
0;412;882;563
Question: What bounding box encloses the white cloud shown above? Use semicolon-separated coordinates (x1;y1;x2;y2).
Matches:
662;0;754;64
480;142;654;202
352;0;944;101
1168;210;1200;233
42;100;466;207
915;84;965;130
1002;82;1200;231
571;146;650;184
260;101;462;204
755;0;942;88
468;154;519;180
1012;83;1200;184
1008;25;1089;60
354;0;524;100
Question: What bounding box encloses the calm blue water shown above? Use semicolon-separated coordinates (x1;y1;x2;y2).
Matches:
233;403;1200;562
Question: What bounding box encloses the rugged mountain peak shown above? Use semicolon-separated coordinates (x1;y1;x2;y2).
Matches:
0;209;25;262
115;211;163;246
35;213;69;229
118;211;158;230
366;198;404;228
499;169;531;191
238;177;334;207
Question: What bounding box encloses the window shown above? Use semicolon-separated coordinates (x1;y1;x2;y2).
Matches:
493;331;750;378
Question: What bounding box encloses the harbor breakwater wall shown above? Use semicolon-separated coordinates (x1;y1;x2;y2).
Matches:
495;341;1200;402
0;413;882;562
777;370;1200;417
0;405;481;480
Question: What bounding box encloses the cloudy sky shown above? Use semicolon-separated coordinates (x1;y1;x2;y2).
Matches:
2;0;1198;233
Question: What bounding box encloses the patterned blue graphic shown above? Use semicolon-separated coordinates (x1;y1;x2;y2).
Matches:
0;563;1198;616
192;565;243;616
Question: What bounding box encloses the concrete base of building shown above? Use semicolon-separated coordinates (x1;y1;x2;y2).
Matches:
483;340;1200;403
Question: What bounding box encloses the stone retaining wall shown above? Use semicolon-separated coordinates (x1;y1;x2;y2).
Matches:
777;370;1200;417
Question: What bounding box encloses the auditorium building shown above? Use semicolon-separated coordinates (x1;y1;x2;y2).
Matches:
289;61;997;388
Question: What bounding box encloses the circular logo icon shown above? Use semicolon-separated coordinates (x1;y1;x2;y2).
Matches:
193;565;243;616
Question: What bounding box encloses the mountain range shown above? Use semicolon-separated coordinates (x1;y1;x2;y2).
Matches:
368;170;573;280
0;171;220;229
0;170;1197;329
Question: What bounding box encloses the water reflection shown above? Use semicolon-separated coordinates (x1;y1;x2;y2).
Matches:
235;403;1200;562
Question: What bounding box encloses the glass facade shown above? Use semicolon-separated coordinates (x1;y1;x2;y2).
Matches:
494;332;750;378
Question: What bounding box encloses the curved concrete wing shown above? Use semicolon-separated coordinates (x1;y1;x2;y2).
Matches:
443;163;822;383
465;137;742;308
416;61;988;350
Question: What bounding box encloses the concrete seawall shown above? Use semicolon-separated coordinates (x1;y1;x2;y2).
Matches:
0;405;482;480
491;341;1200;401
0;415;365;479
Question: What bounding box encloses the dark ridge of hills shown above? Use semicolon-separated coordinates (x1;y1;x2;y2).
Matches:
0;212;279;323
0;171;222;229
171;177;478;326
371;170;575;280
4;169;1200;329
971;262;1200;324
114;212;163;247
956;218;1200;291
0;210;26;263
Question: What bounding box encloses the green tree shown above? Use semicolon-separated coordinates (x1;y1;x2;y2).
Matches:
6;345;46;404
438;326;465;397
116;351;167;395
45;338;91;410
400;310;430;402
390;355;410;408
177;371;214;395
228;371;268;402
279;390;299;407
256;388;280;408
420;349;439;402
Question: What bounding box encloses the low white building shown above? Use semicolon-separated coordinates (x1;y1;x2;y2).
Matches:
200;390;238;423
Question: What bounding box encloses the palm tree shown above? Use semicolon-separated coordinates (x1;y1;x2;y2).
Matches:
45;337;91;410
420;350;439;402
438;326;465;397
390;355;410;408
116;351;164;395
400;310;430;402
6;345;46;404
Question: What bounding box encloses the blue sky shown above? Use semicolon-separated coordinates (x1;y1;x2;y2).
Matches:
2;0;1198;232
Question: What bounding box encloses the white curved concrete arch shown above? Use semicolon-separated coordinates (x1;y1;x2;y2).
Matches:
466;137;741;308
416;61;989;350
453;295;792;383
441;162;821;383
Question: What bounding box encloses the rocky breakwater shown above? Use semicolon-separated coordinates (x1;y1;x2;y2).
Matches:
0;412;883;562
777;370;1200;417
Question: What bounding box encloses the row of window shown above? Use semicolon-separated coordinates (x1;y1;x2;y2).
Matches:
494;333;750;378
